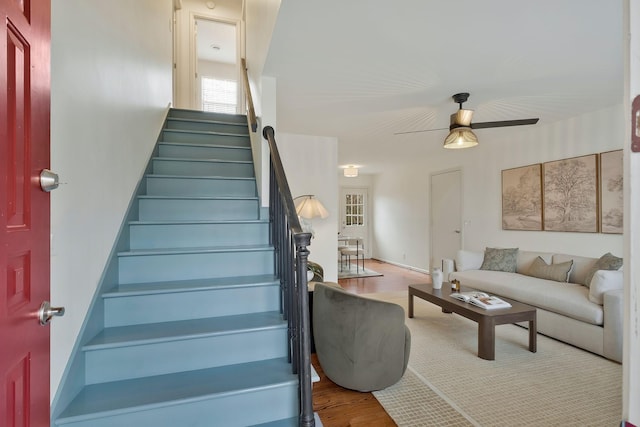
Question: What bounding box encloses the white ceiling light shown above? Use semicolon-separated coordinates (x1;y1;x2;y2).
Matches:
344;166;358;177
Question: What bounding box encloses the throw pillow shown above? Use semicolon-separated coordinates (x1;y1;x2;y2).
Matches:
589;270;624;305
584;253;623;288
480;247;519;273
526;256;573;282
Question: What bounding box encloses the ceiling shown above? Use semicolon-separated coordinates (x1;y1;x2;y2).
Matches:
197;18;237;64
262;1;623;174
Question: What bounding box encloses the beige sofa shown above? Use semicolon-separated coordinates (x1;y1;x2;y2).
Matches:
446;249;623;363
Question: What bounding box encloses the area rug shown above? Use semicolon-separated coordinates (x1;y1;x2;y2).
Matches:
364;291;622;427
337;263;383;279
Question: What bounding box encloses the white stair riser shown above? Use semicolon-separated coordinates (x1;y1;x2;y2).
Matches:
104;285;280;327
162;130;250;147
129;222;269;249
118;250;274;284
158;144;252;161
138;198;259;221
84;328;287;384
145;176;256;197
165;119;248;134
54;384;298;427
152;159;254;177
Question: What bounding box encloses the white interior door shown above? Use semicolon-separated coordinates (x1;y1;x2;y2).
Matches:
340;187;370;258
430;169;462;271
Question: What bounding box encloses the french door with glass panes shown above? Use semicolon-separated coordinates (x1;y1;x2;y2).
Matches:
339;187;370;258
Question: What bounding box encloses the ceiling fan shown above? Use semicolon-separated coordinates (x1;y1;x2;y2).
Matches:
395;92;539;148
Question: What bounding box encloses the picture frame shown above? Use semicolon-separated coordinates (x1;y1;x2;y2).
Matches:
599;149;623;234
543;154;599;233
502;164;543;231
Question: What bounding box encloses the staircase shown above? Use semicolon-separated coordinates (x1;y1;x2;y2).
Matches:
54;109;305;426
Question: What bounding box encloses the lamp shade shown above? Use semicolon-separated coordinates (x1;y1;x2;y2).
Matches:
294;195;329;219
443;127;479;149
344;166;358;177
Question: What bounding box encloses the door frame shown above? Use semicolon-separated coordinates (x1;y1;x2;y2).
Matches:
429;167;463;270
339;186;372;258
188;13;243;112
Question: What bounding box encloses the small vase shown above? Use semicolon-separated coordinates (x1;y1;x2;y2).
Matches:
432;267;443;289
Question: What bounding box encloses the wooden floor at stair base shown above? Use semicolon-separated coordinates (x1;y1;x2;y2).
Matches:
311;354;396;427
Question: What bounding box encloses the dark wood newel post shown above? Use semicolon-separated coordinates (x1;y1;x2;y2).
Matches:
295;232;314;427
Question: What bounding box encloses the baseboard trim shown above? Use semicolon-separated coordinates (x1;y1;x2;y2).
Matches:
371;258;429;274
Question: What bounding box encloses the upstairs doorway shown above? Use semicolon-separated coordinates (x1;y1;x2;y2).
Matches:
192;17;242;113
173;2;243;112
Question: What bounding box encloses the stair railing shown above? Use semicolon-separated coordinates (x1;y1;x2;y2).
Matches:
240;58;258;132
263;125;315;427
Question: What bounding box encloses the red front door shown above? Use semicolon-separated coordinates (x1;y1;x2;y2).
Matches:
0;1;51;426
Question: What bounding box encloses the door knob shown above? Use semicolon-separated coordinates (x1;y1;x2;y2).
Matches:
38;301;65;325
454;230;461;234
40;169;60;192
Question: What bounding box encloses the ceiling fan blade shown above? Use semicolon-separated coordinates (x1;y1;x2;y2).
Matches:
470;118;539;129
394;127;448;136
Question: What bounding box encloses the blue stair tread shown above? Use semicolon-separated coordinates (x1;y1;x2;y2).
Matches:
145;174;255;181
158;141;250;149
166;117;248;128
103;275;279;298
129;218;268;226
57;358;296;423
163;128;249;138
152;156;252;164
83;311;285;351
118;244;273;257
146;174;255;180
138;194;258;201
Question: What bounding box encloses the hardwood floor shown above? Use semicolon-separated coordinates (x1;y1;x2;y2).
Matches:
339;259;431;294
311;259;431;427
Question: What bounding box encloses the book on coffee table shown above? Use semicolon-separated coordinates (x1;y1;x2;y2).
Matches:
450;291;512;310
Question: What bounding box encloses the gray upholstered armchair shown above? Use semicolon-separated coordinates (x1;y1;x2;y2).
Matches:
312;283;411;392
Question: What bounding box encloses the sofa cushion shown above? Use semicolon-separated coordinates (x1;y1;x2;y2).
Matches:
516;251;554;274
449;269;604;325
526;257;573;282
552;254;598;285
480;247;518;272
584;253;623;288
455;250;484;272
589;270;624;305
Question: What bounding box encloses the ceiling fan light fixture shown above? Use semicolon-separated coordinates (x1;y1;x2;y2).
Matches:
443;127;479;149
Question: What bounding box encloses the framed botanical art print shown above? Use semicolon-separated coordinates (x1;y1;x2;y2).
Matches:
502;164;542;231
599;150;623;234
543;154;598;232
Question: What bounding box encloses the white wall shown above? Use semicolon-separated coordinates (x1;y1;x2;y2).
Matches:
624;0;639;422
245;0;281;207
372;105;625;272
50;0;173;399
372;167;430;270
245;0;281;115
278;133;339;282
